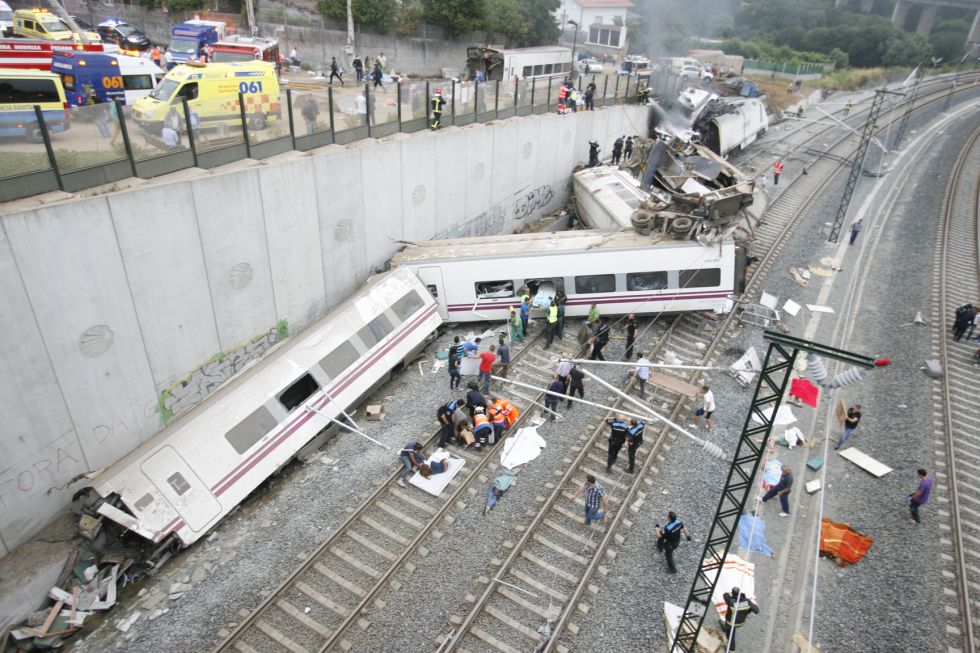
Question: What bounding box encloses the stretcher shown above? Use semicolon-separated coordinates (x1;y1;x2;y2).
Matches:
409;449;465;496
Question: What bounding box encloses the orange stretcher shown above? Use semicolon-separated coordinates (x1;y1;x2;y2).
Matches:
820;518;872;564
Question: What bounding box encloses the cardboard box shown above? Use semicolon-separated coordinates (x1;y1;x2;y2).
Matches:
366;405;385;421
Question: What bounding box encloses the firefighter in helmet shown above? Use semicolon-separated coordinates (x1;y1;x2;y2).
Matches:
431;87;447;130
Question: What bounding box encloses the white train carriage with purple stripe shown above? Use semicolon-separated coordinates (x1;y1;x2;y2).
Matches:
391;231;740;322
77;267;442;551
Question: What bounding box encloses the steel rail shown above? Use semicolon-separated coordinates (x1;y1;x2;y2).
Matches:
935;123;980;653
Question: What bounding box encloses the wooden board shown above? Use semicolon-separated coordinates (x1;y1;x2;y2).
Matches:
838;447;893;477
648;372;699;398
835;399;847;427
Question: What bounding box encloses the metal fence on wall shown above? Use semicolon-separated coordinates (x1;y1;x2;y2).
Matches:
0;72;656;203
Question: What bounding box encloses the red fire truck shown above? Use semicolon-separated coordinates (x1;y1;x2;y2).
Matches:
0;38;117;71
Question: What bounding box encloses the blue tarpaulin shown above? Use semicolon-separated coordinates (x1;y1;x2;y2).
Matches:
739;513;773;556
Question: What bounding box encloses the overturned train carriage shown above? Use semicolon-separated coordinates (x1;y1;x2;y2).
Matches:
392;230;741;322
76;267;442;552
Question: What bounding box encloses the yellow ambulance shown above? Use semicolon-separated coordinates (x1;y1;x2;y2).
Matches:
12;8;101;42
130;60;280;133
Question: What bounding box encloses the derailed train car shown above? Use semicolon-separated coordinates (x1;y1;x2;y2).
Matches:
75;267;441;553
392;230;740;321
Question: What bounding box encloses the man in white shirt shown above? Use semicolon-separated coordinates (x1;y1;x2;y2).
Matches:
691;384;716;430
161;125;180;149
633;352;651;399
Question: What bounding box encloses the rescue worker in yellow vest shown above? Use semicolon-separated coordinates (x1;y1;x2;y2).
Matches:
557;83;569;114
472;407;493;449
720;586;759;652
430;88;446;130
545;299;560;349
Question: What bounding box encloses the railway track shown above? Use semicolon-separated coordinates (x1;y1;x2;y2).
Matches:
212;327;601;653
932;123;980;653
442;73;980;653
212;71;980;653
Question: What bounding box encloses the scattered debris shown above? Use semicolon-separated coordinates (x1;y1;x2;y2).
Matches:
789;267;810;286
365;404;385;421
899;311;928;327
921;359;943;379
729;347;761;387
115;610;141;633
837;448;892;477
807;265;835;278
783;299;802;317
806;479;823;494
806;304;835;314
819;256;841;270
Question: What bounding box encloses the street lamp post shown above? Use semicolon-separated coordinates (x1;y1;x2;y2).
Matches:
568;19;578;82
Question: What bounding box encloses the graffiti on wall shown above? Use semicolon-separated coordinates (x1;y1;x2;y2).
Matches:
0;429;84;510
513;185;554;220
156;320;289;424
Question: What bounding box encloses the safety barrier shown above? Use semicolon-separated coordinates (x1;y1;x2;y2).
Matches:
0;70;666;203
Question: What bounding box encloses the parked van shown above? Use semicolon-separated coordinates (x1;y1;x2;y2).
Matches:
51;51;162;106
0;2;14;36
13;8;101;42
131;60;279;132
0;68;69;141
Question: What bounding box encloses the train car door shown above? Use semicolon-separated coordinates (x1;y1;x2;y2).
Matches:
140;445;221;532
416;266;447;319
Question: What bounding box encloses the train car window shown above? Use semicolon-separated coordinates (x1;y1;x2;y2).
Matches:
357;313;395;348
226;406;279;455
426;284;438;298
167;472;192;496
278;373;320;412
391;289;425;321
574;274;616;294
135;493;155;511
319;341;360;379
626;271;668;291
475;280;515;299
679;268;722;288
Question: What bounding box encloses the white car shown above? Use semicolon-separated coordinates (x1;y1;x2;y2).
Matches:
579;58;603;74
679;65;712;83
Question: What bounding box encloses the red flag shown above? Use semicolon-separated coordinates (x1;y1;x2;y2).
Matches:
790;378;819;407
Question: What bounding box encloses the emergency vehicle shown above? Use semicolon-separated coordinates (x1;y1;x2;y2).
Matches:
211;35;280;68
0;2;13;36
131;60;280;132
0;68;70;141
12;8;101;42
96;19;150;54
51;51;162;106
0;39;113;70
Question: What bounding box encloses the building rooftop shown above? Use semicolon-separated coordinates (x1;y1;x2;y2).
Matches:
576;0;634;7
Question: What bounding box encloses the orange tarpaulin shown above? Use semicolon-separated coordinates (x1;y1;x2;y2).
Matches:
820;518;873;563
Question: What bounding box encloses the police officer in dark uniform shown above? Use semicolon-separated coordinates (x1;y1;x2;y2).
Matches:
605;415;629;472
655;511;692;573
438;397;465;447
626;419;645;473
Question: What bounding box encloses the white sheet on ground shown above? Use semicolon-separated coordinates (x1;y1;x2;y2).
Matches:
708;553;756;616
751;404;798;426
409;449;465;496
499;427;547;469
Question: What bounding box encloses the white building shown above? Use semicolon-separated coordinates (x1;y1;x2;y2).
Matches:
555;0;634;62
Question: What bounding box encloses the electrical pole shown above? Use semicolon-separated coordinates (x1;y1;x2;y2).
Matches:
669;331;879;653
46;0;88;44
827;88;898;243
244;0;257;36
345;0;355;72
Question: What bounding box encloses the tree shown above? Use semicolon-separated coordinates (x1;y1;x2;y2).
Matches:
828;47;849;69
879;31;932;67
518;0;560;46
318;0;398;32
422;0;485;37
485;0;526;43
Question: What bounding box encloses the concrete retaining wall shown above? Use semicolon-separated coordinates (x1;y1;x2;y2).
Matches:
0;104;648;556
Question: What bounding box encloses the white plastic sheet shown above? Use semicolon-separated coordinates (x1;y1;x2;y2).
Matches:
409;449;465;496
499;427;547;469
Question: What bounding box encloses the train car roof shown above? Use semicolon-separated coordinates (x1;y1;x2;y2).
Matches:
392;230;723;265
